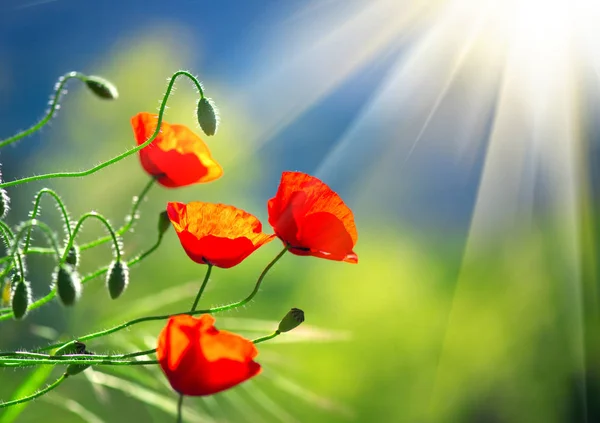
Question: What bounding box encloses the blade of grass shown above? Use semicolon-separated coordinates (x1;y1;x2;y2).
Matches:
89;371;214;423
42;393;106;423
0;366;54;423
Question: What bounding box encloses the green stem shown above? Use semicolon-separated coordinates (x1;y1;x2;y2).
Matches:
0;375;67;408
0;358;158;367
0;219;61;287
0;71;205;188
0;348;156;360
35;247;288;352
252;331;280;345
190;265;212;312
176;394;184;423
24;188;72;252
61;212;121;264
80;178;156;252
0;232;164;321
0;72;84;149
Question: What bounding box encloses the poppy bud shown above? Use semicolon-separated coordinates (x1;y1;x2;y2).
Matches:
196;97;218;136
55;341;92;376
65;245;80;267
84;75;119;100
277;308;305;333
106;260;129;299
55;265;82;306
0;188;8;219
11;280;31;320
157;210;171;236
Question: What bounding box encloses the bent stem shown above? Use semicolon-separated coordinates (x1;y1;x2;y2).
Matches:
0;72;84;149
24;188;72;252
36;246;288;353
0;374;67;409
61;212;121;264
0;231;165;321
252;331;280;345
0;71;205;188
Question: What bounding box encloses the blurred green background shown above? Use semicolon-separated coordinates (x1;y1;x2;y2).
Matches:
1;0;600;422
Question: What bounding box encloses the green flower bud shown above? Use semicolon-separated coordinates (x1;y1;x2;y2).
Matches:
107;260;129;299
277;308;305;333
65;245;80;267
158;210;171;236
11;280;31;320
85;75;119;100
55;341;92;376
196;97;219;136
55;265;82;306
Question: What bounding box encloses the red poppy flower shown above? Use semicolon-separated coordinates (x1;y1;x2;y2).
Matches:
157;314;261;396
267;171;358;263
131;112;223;188
167;202;275;268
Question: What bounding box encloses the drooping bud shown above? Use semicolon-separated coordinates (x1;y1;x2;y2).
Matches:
65;245;80;267
106;260;129;299
55;341;92;376
196;97;218;136
277;308;305;333
84;75;119;100
55;265;82;306
157;210;172;237
11;280;31;320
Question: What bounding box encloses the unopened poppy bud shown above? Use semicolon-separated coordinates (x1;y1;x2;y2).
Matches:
84;75;119;100
0;188;9;219
106;260;129;299
277;308;305;333
196;97;218;136
55;265;82;306
55;341;92;376
157;210;171;236
65;245;80;267
11;280;31;320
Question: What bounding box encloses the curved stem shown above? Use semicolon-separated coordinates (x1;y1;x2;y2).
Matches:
212;246;288;312
61;213;121;264
0;71;205;188
0;72;85;149
24;188;72;252
36;247;288;352
190;265;212;312
252;331;280;345
0;232;164;321
0;219;61;281
0;375;67;408
80;178;156;252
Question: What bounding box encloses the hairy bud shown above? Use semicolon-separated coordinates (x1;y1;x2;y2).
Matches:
107;260;129;299
11;280;31;320
65;245;80;267
55;265;82;306
196;97;218;136
84;75;119;100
